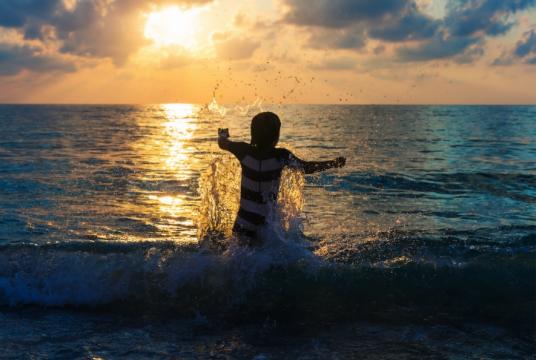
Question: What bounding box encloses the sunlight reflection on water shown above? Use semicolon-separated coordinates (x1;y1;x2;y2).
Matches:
162;103;198;170
139;104;200;240
0;104;534;251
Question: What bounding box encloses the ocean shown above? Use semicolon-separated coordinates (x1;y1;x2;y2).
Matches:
0;104;534;358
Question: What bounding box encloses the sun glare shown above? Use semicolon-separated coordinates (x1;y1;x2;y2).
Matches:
144;7;199;47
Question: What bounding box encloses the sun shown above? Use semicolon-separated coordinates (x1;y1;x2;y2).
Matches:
144;7;199;48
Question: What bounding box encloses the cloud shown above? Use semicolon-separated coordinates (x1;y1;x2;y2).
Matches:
53;1;145;65
0;0;212;66
491;53;514;66
282;0;536;64
0;43;76;75
454;42;485;64
395;0;536;62
373;44;386;55
397;33;480;61
493;29;536;65
514;29;536;57
306;27;366;50
283;0;405;28
153;45;197;69
368;6;440;41
281;0;441;61
444;0;535;38
0;0;58;28
213;32;260;60
282;0;439;43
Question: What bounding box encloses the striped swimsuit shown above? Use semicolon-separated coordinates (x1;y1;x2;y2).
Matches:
223;142;294;240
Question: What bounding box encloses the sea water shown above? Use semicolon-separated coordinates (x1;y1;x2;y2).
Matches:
0;104;534;358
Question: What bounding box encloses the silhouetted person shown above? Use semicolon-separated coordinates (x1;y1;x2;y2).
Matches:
218;112;346;246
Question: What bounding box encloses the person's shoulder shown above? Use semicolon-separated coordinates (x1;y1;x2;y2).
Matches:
225;141;251;159
275;147;293;160
275;147;291;155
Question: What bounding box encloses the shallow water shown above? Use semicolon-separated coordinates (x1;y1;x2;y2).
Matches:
0;104;535;358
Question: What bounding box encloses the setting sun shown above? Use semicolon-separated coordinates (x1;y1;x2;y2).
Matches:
144;7;199;48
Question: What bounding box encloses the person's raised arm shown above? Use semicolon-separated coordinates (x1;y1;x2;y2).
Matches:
218;128;248;160
288;151;346;174
218;128;232;150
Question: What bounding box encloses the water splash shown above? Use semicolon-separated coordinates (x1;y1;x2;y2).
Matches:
206;97;264;117
207;97;228;117
197;155;240;242
276;167;305;232
196;156;306;248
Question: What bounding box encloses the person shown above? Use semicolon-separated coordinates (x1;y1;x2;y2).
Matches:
218;111;346;246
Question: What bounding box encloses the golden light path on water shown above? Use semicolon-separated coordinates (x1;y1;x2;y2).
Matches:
129;103;201;242
162;103;197;170
153;104;198;239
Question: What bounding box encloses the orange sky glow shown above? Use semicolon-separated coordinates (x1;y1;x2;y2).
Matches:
0;0;535;104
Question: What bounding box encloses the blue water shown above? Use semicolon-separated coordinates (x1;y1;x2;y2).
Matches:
0;104;535;358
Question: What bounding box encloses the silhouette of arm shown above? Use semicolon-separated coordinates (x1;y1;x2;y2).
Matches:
218;128;248;159
218;136;233;151
286;150;346;174
217;128;231;150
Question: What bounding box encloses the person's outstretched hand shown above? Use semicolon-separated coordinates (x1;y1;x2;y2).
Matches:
334;156;346;168
218;128;230;139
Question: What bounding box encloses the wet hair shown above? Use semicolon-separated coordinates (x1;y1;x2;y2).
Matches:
250;112;281;150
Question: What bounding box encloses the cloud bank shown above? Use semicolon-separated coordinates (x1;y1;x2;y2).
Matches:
0;0;534;96
0;42;76;75
282;0;536;64
494;28;536;65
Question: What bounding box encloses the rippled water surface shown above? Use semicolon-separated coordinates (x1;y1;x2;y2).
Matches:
0;104;535;358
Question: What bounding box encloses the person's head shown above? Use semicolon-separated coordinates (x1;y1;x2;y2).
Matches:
250;112;281;149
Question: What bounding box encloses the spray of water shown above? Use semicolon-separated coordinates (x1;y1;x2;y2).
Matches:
277;166;305;232
197;155;240;242
207;97;228;117
197;156;305;250
207;97;264;117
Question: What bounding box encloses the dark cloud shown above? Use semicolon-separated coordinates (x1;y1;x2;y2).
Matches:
282;0;536;64
454;43;485;64
0;0;212;65
398;33;480;61
493;29;536;65
283;0;405;28
282;0;441;61
491;53;514;66
396;0;536;62
283;0;438;44
0;0;58;28
307;27;366;50
444;0;535;38
368;4;440;41
514;29;536;57
0;43;75;75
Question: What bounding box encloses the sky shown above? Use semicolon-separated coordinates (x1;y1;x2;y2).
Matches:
0;0;535;104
